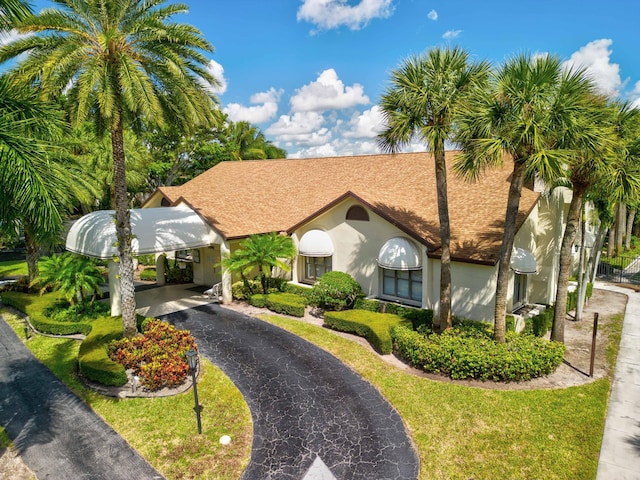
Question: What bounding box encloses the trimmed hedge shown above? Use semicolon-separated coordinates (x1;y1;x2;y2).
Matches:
249;292;306;317
78;316;128;386
1;291;92;335
353;297;433;330
391;324;566;382
324;310;411;354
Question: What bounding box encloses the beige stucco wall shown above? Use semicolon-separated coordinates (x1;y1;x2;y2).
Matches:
291;199;431;308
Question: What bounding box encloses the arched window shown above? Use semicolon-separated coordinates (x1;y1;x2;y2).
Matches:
346;205;369;221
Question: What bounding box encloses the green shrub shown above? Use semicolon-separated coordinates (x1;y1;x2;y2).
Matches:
391;324;565;382
1;291;92;335
79;316;128;386
282;282;313;301
44;299;110;323
524;306;554;337
139;268;156;281
136;254;156;266
354;297;381;312
108;320;197;391
506;314;515;332
308;271;363;311
265;292;306;317
324;310;410;354
233;278;289;300
248;293;268;308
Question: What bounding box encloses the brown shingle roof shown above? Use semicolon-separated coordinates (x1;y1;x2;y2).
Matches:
156;151;540;265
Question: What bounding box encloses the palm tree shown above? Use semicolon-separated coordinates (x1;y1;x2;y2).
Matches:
549;99;621;342
0;73;76;281
32;252;105;304
377;46;489;333
0;0;31;29
220;233;296;294
455;54;598;343
1;0;218;337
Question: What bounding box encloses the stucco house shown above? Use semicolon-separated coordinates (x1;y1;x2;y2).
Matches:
67;151;589;323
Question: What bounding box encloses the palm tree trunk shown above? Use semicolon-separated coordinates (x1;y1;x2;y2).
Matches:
434;149;452;333
615;202;625;255
625;208;636;251
494;161;527;344
23;224;39;283
111;112;137;338
551;183;587;343
607;224;615;257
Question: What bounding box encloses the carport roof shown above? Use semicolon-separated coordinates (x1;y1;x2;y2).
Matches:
66;206;210;259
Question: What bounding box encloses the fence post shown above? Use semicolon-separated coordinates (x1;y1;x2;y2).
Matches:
589;312;599;377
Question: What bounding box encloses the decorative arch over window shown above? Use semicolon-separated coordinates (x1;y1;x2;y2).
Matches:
346;205;369;221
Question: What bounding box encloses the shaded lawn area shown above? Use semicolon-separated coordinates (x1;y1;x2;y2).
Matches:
0;260;28;278
259;314;611;480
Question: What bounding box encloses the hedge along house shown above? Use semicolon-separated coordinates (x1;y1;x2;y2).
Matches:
120;151;590;323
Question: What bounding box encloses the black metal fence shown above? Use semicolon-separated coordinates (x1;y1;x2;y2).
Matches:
596;254;640;285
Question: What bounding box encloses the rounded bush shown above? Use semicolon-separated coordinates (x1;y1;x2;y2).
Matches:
308;271;363;311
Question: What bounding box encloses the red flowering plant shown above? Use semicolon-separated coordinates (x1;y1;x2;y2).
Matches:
108;319;197;391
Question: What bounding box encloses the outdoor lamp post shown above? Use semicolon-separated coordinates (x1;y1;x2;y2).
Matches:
186;349;203;434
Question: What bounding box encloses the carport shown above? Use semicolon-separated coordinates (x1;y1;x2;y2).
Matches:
66;205;213;315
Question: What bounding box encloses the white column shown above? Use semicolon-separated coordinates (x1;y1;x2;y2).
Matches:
108;259;122;317
220;241;232;304
156;254;166;286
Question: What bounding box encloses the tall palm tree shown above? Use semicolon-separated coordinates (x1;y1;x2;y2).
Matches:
377;46;489;332
455;54;599;343
549;99;621;342
1;0;218;337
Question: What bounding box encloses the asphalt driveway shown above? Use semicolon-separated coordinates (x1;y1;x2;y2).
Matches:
161;303;419;480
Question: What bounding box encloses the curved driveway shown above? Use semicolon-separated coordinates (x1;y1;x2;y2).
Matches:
161;303;419;480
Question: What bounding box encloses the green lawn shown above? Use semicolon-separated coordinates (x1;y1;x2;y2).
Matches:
1;304;620;479
0;259;28;278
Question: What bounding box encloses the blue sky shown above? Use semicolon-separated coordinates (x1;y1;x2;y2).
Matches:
27;0;640;158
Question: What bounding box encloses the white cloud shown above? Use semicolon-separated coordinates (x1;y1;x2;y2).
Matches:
202;60;227;95
442;29;462;40
297;0;394;32
290;68;370;113
343;105;385;138
0;28;31;47
223;87;282;124
630;81;640;109
427;9;438;21
563;39;622;98
266;111;328;141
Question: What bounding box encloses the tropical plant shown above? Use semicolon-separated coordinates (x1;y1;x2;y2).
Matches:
1;0;218;337
550;101;640;342
32;252;105;304
0;0;31;29
219;232;296;294
455;54;598;343
377;46;489;333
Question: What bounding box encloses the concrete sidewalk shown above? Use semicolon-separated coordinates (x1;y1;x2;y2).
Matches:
596;283;640;480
